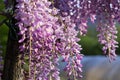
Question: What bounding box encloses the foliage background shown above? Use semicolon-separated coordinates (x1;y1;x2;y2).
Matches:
0;0;9;57
0;0;120;57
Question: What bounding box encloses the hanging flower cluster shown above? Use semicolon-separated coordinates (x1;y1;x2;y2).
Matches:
88;0;120;60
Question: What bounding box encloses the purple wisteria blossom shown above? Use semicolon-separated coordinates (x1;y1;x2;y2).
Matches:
57;16;83;79
97;19;118;61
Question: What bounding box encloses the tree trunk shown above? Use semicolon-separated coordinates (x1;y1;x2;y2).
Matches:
2;31;24;80
1;0;25;79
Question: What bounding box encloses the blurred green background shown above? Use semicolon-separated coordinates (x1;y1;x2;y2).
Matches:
0;0;9;57
0;0;120;57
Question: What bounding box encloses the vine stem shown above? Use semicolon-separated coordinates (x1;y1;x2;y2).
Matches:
72;61;77;80
49;74;52;80
29;27;32;79
0;11;12;18
49;58;52;80
0;19;8;27
34;65;36;80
